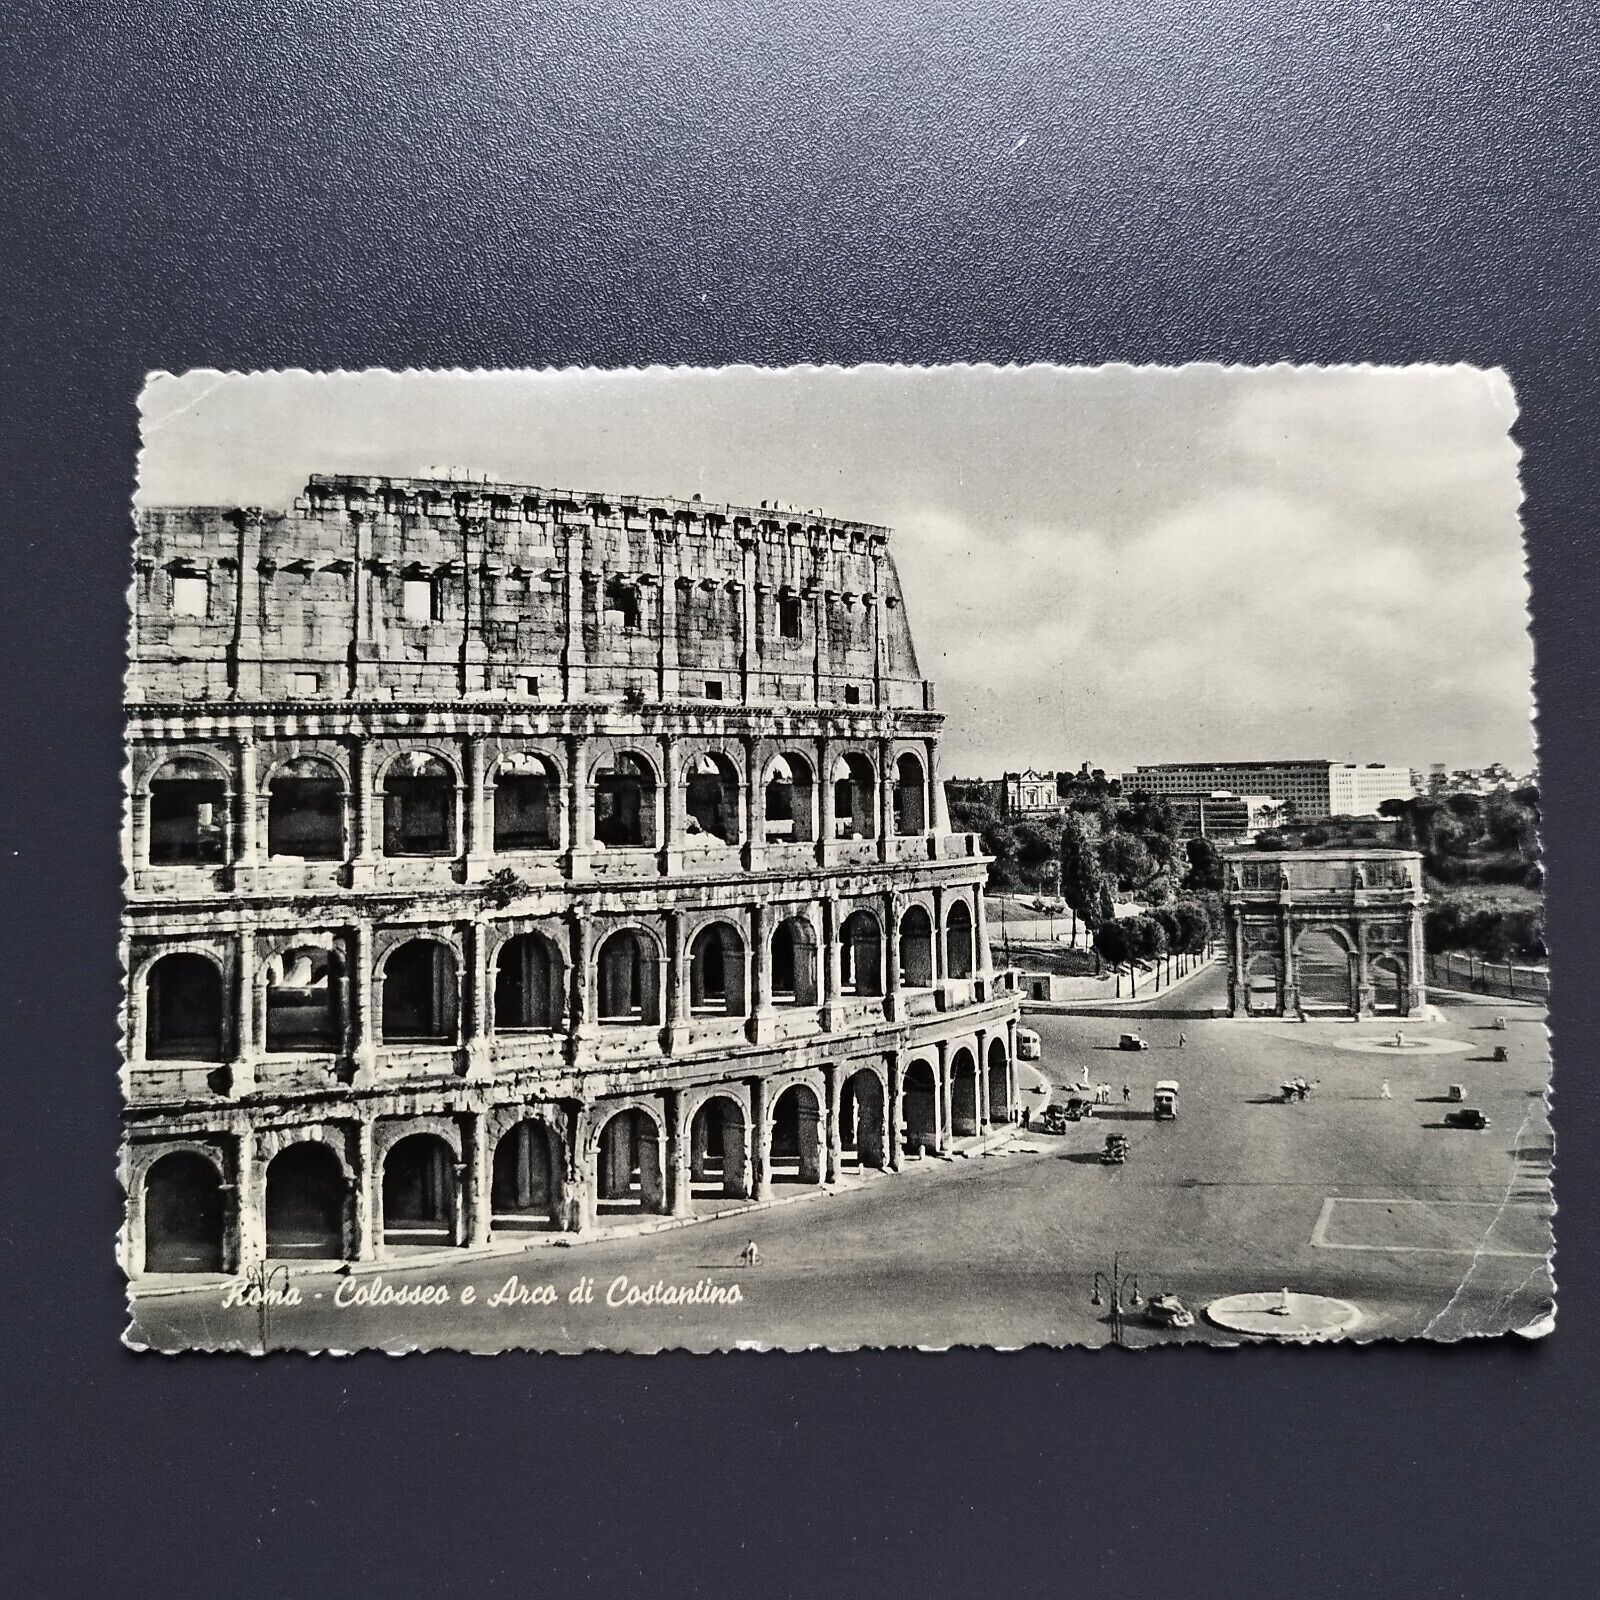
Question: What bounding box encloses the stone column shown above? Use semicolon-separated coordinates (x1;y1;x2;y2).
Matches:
566;910;591;1061
657;533;680;700
811;583;828;702
974;885;994;980
1006;1018;1020;1117
1355;920;1373;1018
463;920;491;1077
464;1109;492;1249
1228;909;1246;1016
561;527;585;700
232;930;258;1096
742;732;760;867
823;1061;841;1183
233;1127;266;1271
564;733;587;866
659;734;680;870
820;893;842;1029
931;884;947;999
665;908;687;1052
738;537;756;700
935;1039;952;1154
748;900;772;1043
351;735;378;889
884;891;903;1020
464;734;489;872
885;1051;903;1171
235;735;259;875
351;921;377;1085
976;1027;990;1128
815;734;833;868
666;1089;692;1218
352;1118;379;1261
749;1075;770;1200
876;736;892;856
1279;905;1299;1016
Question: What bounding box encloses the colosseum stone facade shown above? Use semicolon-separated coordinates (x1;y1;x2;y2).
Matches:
121;471;1021;1277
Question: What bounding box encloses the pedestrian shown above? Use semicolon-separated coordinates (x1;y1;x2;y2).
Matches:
1178;1031;1187;1049
739;1239;761;1268
1380;1079;1392;1100
1122;1083;1131;1104
1022;1105;1032;1130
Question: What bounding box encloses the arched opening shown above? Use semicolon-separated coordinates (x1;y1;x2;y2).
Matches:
689;922;747;1016
768;1084;822;1186
142;1151;225;1274
1245;953;1283;1016
831;753;876;840
382;1133;457;1248
839;1069;886;1171
383;753;456;856
771;916;819;1006
267;756;345;860
899;905;935;988
593;752;657;847
265;945;339;1052
145;952;224;1060
596;929;661;1024
987;1038;1011;1124
1372;954;1406;1016
839;908;882;996
1295;929;1354;1012
689;1096;749;1200
893;752;927;836
493;753;560;851
684;752;740;843
380;939;459;1043
950;1048;980;1136
265;1143;348;1260
147;755;228;865
764;753;816;843
491;1120;562;1232
945;900;974;979
594;1108;664;1217
493;933;563;1031
901;1059;939;1155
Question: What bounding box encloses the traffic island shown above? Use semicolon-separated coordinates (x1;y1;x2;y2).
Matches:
1205;1289;1362;1341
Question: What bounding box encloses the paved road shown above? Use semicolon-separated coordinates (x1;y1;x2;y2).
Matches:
131;968;1553;1352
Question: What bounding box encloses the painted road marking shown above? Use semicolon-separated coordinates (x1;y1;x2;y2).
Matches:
1311;1196;1548;1260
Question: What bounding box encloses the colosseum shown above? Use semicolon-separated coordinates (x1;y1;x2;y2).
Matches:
121;470;1022;1277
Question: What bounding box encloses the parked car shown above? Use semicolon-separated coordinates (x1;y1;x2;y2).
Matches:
1146;1293;1195;1329
1118;1033;1149;1052
1444;1107;1491;1130
1016;1027;1042;1061
1063;1096;1096;1121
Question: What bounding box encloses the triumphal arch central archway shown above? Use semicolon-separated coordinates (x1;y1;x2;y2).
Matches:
1222;849;1426;1019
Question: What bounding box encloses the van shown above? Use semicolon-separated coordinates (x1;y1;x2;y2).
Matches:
1016;1026;1042;1061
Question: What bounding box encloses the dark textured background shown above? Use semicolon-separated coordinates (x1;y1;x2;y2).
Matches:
3;3;1596;1595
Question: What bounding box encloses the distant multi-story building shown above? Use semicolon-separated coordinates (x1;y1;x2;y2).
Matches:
1167;791;1286;841
999;769;1064;817
1418;762;1534;797
120;469;1020;1279
1130;761;1414;821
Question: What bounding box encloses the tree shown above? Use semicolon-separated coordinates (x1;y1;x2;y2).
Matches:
1093;918;1133;997
1173;899;1211;973
1154;907;1183;984
1182;835;1226;893
1098;831;1155;892
1059;813;1106;941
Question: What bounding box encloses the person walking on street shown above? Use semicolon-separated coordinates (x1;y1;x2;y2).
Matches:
1178;1031;1187;1049
739;1239;761;1268
1380;1080;1392;1100
1122;1083;1132;1103
1022;1105;1032;1130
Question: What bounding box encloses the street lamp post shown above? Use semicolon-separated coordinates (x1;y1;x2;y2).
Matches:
1090;1252;1142;1347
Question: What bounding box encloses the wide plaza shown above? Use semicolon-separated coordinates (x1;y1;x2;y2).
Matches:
128;965;1553;1352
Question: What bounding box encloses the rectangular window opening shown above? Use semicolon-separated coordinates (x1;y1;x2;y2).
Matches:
704;680;724;700
290;672;320;695
779;595;804;640
402;577;435;624
843;685;862;705
171;575;210;618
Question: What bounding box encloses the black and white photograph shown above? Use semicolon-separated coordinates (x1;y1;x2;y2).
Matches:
121;364;1549;1354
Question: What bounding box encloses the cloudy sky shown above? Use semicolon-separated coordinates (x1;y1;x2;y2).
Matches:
138;365;1531;776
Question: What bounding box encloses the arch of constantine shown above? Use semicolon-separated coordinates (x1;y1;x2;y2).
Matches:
1222;848;1427;1019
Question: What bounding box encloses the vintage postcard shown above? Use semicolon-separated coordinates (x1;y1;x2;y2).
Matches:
121;364;1549;1353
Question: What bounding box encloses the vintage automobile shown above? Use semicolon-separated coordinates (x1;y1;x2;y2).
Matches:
1062;1095;1096;1121
1153;1081;1180;1119
1102;1133;1130;1164
1444;1107;1491;1130
1145;1293;1196;1329
1039;1104;1071;1135
1118;1033;1149;1052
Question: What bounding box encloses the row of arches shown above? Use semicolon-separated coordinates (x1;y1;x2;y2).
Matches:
136;1040;1015;1272
142;747;933;864
1241;928;1410;1016
137;901;980;1058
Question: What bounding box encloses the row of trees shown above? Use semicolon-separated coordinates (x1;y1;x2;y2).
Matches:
1379;789;1541;887
1424;898;1546;963
1090;898;1220;998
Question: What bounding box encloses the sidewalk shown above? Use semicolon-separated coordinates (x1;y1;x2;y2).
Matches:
1022;955;1221;1014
